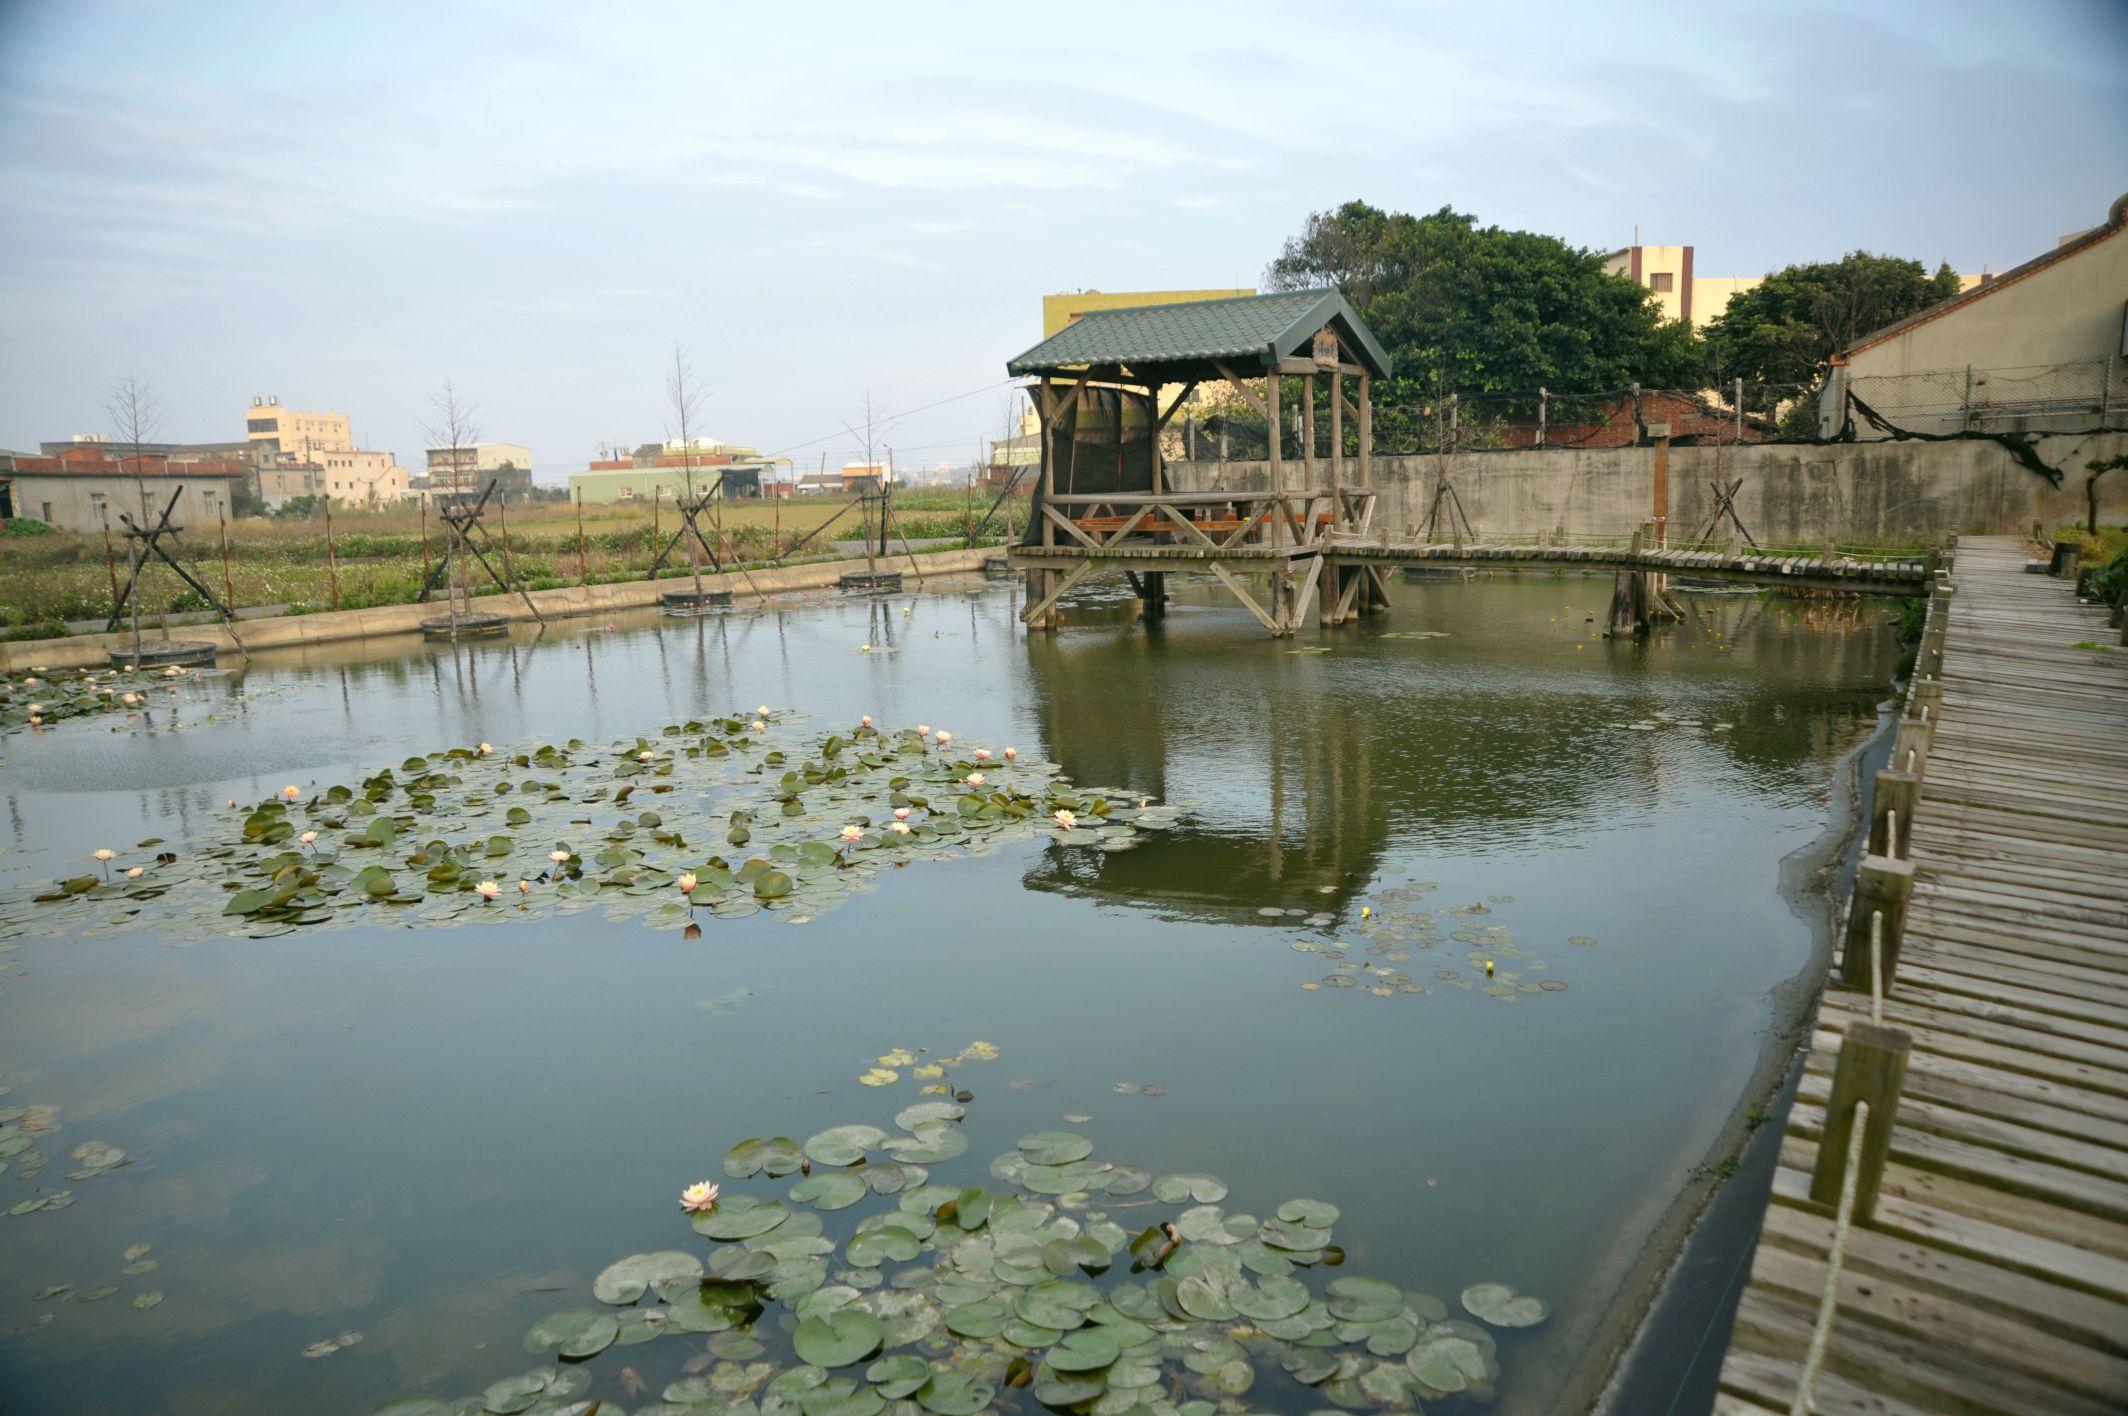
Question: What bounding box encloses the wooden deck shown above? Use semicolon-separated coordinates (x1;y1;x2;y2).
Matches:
1715;536;2128;1415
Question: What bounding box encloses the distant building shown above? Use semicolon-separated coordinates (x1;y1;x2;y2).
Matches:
566;438;789;502
1041;288;1255;339
245;396;353;457
427;442;533;497
0;447;246;532
1603;244;1983;329
794;472;845;495
243;396;408;508
1827;192;2128;436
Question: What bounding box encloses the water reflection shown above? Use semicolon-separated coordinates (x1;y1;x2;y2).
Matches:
1019;576;1890;923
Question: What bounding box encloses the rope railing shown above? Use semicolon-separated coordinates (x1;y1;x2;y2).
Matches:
1789;1098;1871;1415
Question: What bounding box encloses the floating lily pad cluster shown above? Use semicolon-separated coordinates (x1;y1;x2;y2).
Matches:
0;1100;112;1217
860;1042;1000;1091
0;665;199;735
0;716;1178;945
1285;887;1573;1002
374;1106;1548;1416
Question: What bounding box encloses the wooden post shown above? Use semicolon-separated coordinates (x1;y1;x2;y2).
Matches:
1869;768;1918;858
1810;1021;1911;1224
217;508;235;618
1302;371;1317;497
575;488;587;587
1652;429;1670;549
1357;373;1372;495
1893;717;1933;779
497;490;517;589
419;496;431;594
1148;386;1165;497
324;497;341;611
1838;855;1916;993
652;485;661;575
1328;371;1344;530
100;510;124;623
1268;374;1291;634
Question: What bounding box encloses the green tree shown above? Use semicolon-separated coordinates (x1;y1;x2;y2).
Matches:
1704;253;1966;395
1265;202;1703;427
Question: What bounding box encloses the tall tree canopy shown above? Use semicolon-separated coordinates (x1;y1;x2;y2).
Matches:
1702;252;1966;389
1264;201;1703;406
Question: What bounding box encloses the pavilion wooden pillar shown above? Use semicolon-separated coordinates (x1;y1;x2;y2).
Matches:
1268;373;1295;635
1142;382;1167;623
1029;378;1059;630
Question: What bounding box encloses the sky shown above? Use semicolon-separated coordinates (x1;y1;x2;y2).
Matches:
1;0;2123;481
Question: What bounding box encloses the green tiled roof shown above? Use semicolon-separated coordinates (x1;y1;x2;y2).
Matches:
1006;289;1392;380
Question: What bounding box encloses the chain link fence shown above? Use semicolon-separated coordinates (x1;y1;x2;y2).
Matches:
1838;357;2121;437
1167;357;2123;462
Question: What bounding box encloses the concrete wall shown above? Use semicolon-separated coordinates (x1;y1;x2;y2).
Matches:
1167;430;2128;545
8;474;246;533
0;545;994;673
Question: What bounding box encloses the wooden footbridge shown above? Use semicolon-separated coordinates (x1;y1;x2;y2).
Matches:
1003;292;1930;637
1715;536;2128;1415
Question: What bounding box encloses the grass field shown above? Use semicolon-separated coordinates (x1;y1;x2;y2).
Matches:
0;490;1021;639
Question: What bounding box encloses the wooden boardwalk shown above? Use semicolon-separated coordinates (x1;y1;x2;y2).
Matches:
1716;536;2128;1415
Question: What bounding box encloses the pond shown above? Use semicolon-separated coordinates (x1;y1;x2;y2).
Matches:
0;572;1897;1416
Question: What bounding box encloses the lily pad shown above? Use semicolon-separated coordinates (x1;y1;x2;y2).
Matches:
807;1125;889;1168
1151;1173;1227;1204
1016;1130;1093;1166
865;1353;931;1399
793;1308;884;1368
523;1308;619;1359
725;1136;806;1179
593;1250;703;1305
791;1172;870;1211
915;1370;994;1415
1461;1280;1550;1328
692;1194;791;1240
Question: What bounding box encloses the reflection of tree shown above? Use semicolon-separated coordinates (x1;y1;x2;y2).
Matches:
1015;583;1897;923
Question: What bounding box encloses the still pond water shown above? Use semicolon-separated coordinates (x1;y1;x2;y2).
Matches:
0;573;1896;1416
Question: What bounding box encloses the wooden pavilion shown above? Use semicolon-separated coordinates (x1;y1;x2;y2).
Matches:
1004;289;1393;635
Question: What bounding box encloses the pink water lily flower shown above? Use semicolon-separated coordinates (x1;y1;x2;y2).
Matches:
676;871;698;894
550;850;572;864
966;773;986;787
517;879;531;895
477;742;492;755
637;750;654;762
892;807;911;821
681;1181;720;1213
757;705;770;717
974;749;991;761
1003;747;1017;761
889;821;911;835
840;825;864;842
283;785;301;801
917;724;931;736
298;830;319;846
476;880;500;900
750;719;766;732
860;715;873;727
1054;810;1077;829
126;866;144;879
935;730;951;744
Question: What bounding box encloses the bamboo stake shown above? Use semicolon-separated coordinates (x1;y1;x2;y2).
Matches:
218;508;235;617
100;509;123;625
325;497;341;611
575;488;588;587
498;490;517;588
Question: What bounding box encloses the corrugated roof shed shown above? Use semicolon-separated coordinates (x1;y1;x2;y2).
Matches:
1006;289;1391;380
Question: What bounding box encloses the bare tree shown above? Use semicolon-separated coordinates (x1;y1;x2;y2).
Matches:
665;342;712;595
420;380;480;633
105;375;165;661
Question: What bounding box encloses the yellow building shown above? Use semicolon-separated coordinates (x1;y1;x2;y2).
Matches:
1603;245;1983;328
245;395;352;456
1041;288;1255;338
